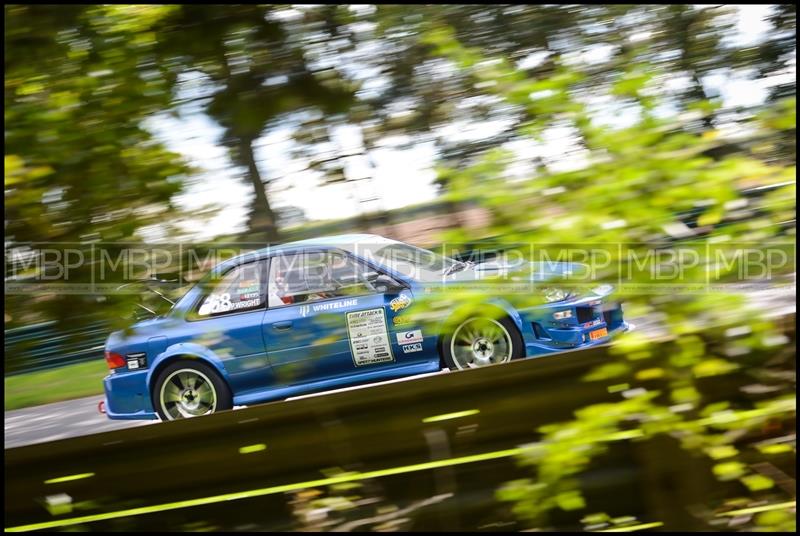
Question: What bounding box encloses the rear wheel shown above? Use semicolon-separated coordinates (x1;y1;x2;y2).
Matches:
153;361;232;421
441;315;524;371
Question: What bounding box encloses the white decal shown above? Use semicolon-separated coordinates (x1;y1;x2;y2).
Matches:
199;292;261;316
396;329;423;345
402;343;423;353
346;308;395;366
313;299;358;312
199;293;231;315
301;298;359;317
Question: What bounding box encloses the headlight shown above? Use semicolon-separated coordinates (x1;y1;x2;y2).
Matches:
542;287;568;303
553;310;572;320
592;284;614;296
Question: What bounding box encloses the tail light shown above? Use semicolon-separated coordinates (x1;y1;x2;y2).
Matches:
105;351;126;370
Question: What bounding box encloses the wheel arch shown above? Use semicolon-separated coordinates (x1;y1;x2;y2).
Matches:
146;343;230;393
435;298;528;361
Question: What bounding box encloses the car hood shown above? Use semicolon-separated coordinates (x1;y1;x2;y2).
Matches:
430;260;590;283
413;260;613;302
472;260;589;280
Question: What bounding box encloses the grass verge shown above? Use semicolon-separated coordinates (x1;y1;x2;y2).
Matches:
4;360;107;411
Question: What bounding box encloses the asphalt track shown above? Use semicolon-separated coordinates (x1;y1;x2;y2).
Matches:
4;396;155;449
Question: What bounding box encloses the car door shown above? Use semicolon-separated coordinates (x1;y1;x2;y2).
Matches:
262;249;427;386
184;259;271;393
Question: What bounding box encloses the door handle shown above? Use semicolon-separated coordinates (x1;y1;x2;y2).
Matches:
273;321;292;331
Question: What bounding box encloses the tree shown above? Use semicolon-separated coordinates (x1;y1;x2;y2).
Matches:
5;5;192;327
153;6;356;243
419;22;795;531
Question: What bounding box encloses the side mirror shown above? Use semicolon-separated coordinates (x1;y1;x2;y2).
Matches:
368;273;404;293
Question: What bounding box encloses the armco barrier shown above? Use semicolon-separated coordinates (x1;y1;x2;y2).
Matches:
4;320;110;375
4;323;796;532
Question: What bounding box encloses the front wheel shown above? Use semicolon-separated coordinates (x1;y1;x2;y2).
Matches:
153;361;232;421
441;315;524;371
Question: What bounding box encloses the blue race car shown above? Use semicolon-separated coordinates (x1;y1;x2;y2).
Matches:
103;234;631;420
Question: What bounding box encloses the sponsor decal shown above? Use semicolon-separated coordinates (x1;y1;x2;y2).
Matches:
589;327;608;340
300;298;359;317
389;293;412;312
396;329;423;345
345;308;395;366
238;284;260;294
402;343;423;353
392;314;414;326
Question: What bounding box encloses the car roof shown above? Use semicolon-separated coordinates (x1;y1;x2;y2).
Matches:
214;233;393;273
281;233;388;248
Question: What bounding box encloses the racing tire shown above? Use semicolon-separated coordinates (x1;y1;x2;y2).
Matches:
153;360;232;421
440;314;524;371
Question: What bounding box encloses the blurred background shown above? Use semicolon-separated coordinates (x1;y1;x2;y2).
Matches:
4;4;796;532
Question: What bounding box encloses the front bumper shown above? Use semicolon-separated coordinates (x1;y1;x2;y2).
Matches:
519;297;631;356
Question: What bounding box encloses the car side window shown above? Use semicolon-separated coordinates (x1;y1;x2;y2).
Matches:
196;261;266;317
267;251;378;308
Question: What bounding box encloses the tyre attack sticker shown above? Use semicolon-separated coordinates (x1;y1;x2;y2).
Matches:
346;308;395;366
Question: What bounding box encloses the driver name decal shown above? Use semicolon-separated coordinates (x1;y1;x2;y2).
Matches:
199;293;261;315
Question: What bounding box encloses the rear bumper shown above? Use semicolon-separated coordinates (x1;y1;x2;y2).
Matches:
103;370;158;420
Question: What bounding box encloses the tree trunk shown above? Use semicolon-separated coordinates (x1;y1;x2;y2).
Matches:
239;137;279;244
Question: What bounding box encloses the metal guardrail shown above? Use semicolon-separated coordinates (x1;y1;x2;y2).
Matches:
4;321;110;375
4;320;796;531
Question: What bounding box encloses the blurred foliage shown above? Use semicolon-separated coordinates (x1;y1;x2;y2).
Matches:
5;5;189;242
5;4;796;330
410;11;795;532
5;5;192;327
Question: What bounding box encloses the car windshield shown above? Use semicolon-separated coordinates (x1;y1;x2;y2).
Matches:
353;239;462;282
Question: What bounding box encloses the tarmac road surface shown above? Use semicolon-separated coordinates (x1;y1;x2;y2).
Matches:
4;396;154;449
